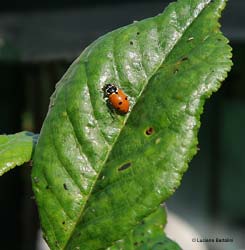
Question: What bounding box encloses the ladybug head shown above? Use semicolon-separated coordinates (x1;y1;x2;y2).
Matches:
103;84;118;96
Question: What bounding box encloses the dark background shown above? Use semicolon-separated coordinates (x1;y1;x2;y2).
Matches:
0;1;244;250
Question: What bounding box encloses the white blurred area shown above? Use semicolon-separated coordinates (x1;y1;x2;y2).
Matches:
165;211;208;250
166;209;245;250
36;230;49;250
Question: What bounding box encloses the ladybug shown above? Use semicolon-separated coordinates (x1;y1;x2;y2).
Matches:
103;84;129;114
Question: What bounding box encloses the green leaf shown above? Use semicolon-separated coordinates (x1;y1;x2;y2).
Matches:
107;206;181;250
32;0;232;249
0;131;37;176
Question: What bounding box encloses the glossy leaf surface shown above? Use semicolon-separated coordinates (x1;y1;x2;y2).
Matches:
0;131;37;176
32;0;232;249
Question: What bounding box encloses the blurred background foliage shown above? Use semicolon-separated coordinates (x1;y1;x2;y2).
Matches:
0;1;244;250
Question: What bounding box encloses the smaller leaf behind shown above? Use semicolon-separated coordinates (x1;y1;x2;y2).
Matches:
107;206;181;250
0;131;38;176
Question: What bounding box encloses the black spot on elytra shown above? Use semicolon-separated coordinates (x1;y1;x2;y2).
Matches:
118;162;132;171
118;101;123;105
145;127;154;135
63;183;68;190
125;97;128;100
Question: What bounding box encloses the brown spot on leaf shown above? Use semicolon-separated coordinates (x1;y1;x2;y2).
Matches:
181;56;189;61
118;162;132;171
63;183;68;190
145;127;154;135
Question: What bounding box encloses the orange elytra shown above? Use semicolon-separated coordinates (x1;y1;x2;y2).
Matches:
103;84;129;114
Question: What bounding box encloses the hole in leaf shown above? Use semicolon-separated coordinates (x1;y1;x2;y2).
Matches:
118;162;132;171
130;41;134;45
137;32;140;35
46;185;49;189
145;127;154;135
62;221;66;225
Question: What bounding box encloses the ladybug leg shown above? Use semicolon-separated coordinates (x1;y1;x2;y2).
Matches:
106;99;116;118
101;87;108;98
